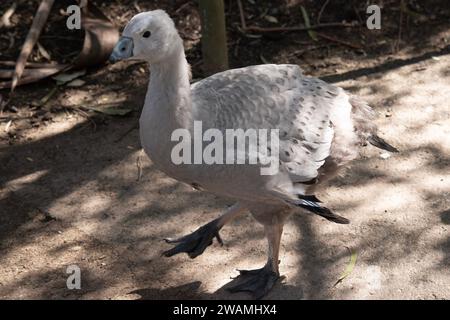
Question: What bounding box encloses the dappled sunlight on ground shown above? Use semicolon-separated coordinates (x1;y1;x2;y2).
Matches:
1;37;449;301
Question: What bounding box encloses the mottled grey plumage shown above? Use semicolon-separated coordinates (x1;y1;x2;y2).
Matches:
111;10;398;299
192;64;345;188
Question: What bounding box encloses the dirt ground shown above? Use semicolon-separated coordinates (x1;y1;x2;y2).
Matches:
0;1;449;299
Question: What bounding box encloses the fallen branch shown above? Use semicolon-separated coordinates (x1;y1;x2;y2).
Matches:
241;22;358;33
0;61;61;68
0;66;67;79
237;0;247;30
316;32;362;50
0;65;67;89
11;0;55;92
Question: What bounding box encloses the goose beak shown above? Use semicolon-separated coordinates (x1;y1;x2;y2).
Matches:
109;37;134;63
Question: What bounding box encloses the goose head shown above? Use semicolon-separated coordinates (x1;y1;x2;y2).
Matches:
109;10;182;64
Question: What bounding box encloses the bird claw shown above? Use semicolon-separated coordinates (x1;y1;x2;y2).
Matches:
162;219;223;259
227;266;281;299
215;231;223;246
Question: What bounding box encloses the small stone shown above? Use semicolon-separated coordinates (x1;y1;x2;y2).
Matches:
380;152;391;160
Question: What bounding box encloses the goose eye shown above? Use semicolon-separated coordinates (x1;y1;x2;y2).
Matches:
142;31;151;38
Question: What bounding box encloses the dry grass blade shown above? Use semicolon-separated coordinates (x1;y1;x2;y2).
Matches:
136;150;144;181
317;0;330;24
32;86;58;107
300;5;318;41
316;32;363;50
11;0;55;93
83;105;133;116
237;0;247;29
260;54;270;64
333;247;358;287
241;22;357;33
37;42;52;61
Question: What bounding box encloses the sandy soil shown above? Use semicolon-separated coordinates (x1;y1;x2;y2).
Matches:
0;1;449;300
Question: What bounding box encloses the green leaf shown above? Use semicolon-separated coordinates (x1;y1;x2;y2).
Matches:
300;6;318;41
333;247;357;287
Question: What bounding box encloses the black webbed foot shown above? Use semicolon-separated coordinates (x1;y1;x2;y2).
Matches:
163;219;223;259
227;265;281;299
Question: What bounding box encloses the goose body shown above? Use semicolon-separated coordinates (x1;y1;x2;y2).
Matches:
141;60;367;204
110;10;398;298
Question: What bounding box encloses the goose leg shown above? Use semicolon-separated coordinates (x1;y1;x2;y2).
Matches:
227;221;284;299
163;203;246;258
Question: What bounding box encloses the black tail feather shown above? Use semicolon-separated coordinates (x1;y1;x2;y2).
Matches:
368;135;399;153
299;204;350;224
289;197;350;224
298;194;322;203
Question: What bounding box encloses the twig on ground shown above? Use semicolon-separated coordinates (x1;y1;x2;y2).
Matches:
396;0;405;52
352;3;364;24
316;32;362;50
114;123;138;143
133;1;142;12
59;103;96;128
284;45;330;59
233;38;241;57
175;1;192;14
0;61;61;68
240;22;358;33
317;0;330;24
33;86;58;107
136;150;143;181
236;0;357;38
237;0;247;30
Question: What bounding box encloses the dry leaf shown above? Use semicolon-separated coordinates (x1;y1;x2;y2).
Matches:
53;70;86;85
264;15;279;24
0;3;17;28
4;120;12;132
37;42;51;61
66;79;86;87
